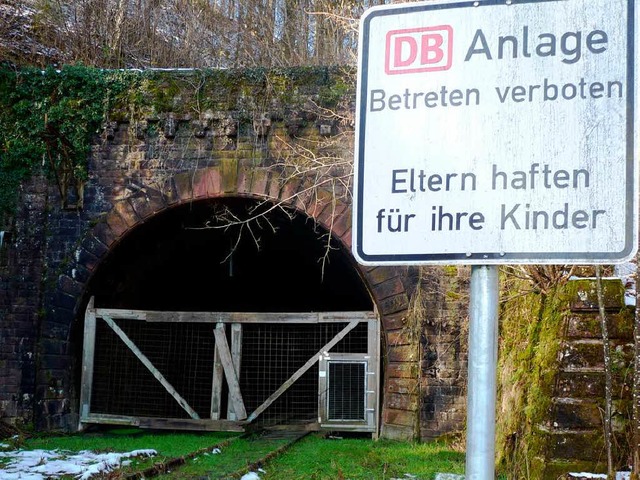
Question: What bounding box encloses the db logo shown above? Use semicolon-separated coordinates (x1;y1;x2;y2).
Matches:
385;26;453;75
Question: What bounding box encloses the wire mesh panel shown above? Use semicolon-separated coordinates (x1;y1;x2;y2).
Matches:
328;362;366;421
239;322;369;427
91;319;214;419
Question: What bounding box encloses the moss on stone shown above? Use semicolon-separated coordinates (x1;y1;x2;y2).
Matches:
565;278;625;311
496;275;570;479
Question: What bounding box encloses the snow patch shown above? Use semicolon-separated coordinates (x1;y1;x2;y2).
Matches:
434;474;465;480
240;472;261;480
0;448;156;479
568;472;631;480
614;262;637;307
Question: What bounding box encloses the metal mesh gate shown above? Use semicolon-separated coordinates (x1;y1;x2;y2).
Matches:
80;299;379;433
328;362;366;421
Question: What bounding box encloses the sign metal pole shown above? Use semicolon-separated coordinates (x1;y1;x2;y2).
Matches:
465;265;499;480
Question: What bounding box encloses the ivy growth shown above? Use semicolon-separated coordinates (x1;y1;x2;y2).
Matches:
0;65;133;221
0;64;348;225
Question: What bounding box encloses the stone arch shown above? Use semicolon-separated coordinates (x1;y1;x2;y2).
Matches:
43;165;418;438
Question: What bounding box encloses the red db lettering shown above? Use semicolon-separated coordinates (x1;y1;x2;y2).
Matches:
421;34;445;64
385;26;453;75
394;36;418;67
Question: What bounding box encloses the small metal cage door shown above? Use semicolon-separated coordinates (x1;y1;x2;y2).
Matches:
318;353;376;432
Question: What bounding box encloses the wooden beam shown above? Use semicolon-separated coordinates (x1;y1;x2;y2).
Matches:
95;309;375;324
95;308;147;320
102;315;200;420
79;296;96;426
227;324;243;421
213;327;247;420
83;413;244;432
210;323;225;420
247;320;361;423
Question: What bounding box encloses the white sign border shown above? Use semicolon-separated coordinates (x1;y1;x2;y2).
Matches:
353;0;638;265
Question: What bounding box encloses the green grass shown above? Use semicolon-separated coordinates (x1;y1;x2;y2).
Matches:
261;435;465;480
23;428;237;457
2;430;465;479
156;433;292;478
14;428;239;475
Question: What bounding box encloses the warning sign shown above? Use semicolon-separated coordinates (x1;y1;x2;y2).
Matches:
352;0;638;265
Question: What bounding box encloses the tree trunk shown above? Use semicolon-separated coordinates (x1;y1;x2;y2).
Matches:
596;265;614;479
632;251;640;479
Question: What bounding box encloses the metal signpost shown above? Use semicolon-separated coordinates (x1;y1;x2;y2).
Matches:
353;0;637;478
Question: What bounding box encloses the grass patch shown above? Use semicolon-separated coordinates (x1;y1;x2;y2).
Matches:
156;433;292;478
3;430;465;479
23;428;237;457
15;427;239;475
262;434;464;480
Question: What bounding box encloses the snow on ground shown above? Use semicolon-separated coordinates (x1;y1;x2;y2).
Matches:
0;448;156;479
614;262;637;307
568;472;631;480
241;473;261;480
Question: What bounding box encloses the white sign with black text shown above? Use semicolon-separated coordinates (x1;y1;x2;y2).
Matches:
353;0;638;265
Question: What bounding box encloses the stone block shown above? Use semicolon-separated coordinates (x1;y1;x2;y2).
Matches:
305;190;334;219
221;157;238;193
547;430;605;462
374;277;406;301
379;293;409;315
39;339;68;356
551;398;602;429
387;344;418;362
383;408;417;427
566;311;633;339
190;169;217;199
279;178;303;206
331;209;351;237
236;166;252;195
173;173;194;202
92;222;117;249
112;200;140;228
58;275;83;297
70;265;91;283
386;362;418;379
317;203;346;231
386;377;417;395
386;329;414;347
51;291;77;311
105;211;129;237
366;267;401;287
559;339;633;371
129;190;166;219
568;278;625;312
381;423;416;441
76;248;99;272
556;371;631;400
383;312;409;330
250;169;270;197
337;227;352;249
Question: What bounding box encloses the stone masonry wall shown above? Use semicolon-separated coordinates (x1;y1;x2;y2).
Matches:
0;68;465;440
543;278;633;478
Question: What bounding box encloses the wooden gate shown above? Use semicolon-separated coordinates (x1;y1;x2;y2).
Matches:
79;297;379;434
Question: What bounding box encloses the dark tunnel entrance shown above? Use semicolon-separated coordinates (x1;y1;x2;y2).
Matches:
89;197;372;312
79;198;379;433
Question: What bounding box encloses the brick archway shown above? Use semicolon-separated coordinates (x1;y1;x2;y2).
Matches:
43;165;418;439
